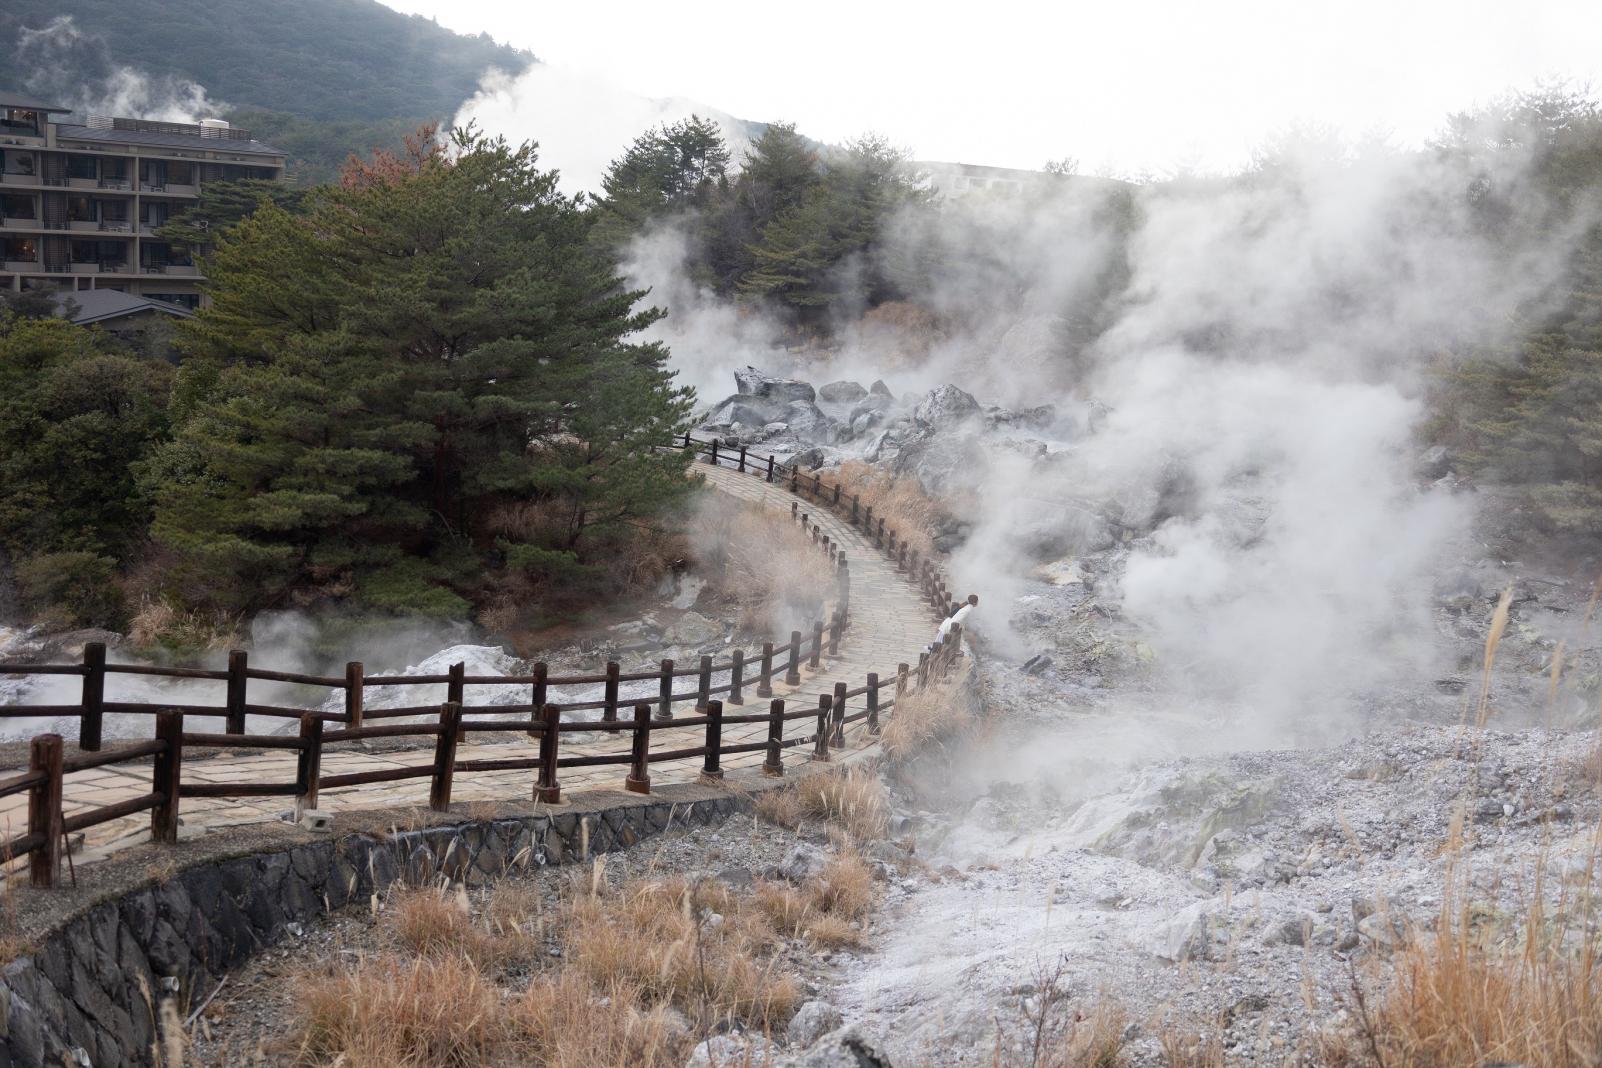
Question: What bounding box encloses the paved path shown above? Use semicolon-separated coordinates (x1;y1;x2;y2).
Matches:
0;459;942;873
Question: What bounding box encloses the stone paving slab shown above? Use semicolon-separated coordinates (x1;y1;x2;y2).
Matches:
0;459;948;876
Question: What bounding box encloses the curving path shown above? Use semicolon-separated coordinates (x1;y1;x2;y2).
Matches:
0;459;943;873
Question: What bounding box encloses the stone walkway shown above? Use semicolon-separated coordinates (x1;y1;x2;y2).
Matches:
0;458;945;873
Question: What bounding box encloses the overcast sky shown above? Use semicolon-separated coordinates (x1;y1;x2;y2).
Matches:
383;0;1599;187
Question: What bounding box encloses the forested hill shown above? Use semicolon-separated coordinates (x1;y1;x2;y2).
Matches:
2;0;532;121
4;0;535;182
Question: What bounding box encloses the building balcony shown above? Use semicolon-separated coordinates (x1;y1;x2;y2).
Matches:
0;172;39;186
2;260;40;273
96;220;133;233
142;263;199;276
97;178;131;191
1;217;40;229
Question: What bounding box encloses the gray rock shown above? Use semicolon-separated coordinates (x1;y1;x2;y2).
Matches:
869;380;893;397
1357;912;1404;949
1021;653;1053;676
1419;444;1453;479
783;401;839;443
819;380;868;404
912;385;981;429
776;843;829;883
735;366;816;404
1149;902;1213;962
686;1033;776;1068
848;394;893;421
849;411;884;438
709;395;785;429
781;1025;895;1067
787;1000;845;1048
892;431;983;497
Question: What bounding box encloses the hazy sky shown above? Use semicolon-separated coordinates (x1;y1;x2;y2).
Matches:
383;0;1599;181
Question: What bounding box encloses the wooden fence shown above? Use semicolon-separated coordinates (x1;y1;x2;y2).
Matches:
0;437;973;888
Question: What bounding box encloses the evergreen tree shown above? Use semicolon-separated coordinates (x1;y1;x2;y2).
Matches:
740;135;931;316
590;116;732;253
150;128;694;616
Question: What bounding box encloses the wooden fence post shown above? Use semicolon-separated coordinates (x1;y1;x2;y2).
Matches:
809;621;824;670
534;704;561;803
898;543;909;572
738;445;748;473
897;663;910;697
729;649;745;705
876;517;886;548
27;734;63;888
345;660;364;728
429;701;461;811
785;632;802;686
828;611;842;657
918;652;930;690
625;703;651;794
763;698;785;776
757;642;775;698
79;641;106;752
531;661;548;716
766;455;775;483
447;661;465;706
225;648;248;736
864;506;874;537
151;712;182;846
866;672;880;735
851;494;860;523
832;483;841;506
701;699;724;782
695;655;713;710
813;696;831;761
682;431;691;449
832;682;847;747
657;659;674;721
296;713;323;817
789;467;798;493
602;661;620;722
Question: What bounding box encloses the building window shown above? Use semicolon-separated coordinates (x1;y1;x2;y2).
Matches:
0;110;41;137
4;237;37;261
0;194;34;219
67;156;97;180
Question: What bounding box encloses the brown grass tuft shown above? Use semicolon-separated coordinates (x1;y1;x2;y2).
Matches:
296;954;506;1068
881;676;976;757
754;852;875;948
830;461;941;560
755;766;889;842
692;490;834;636
387;886;535;970
513;971;689;1068
562;877;801;1029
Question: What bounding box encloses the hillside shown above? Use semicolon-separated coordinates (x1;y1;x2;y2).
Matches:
2;0;532;122
3;0;536;182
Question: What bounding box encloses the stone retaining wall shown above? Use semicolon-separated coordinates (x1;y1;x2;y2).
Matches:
0;791;751;1067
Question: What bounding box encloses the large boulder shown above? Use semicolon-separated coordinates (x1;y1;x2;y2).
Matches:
893;430;983;496
735;366;816;404
708;394;785;429
783;400;839;443
819;380;868;404
913;385;981;429
687;1034;776;1068
848;394;893;421
787;1001;845;1049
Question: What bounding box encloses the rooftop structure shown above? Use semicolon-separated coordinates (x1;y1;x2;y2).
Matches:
1;91;287;309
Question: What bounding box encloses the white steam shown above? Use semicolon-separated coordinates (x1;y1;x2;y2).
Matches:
453;64;751;196
13;16;223;123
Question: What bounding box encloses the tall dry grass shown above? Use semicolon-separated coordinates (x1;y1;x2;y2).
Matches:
881;675;976;757
754;765;889;842
693;491;835;636
830;461;941;560
753;852;876;949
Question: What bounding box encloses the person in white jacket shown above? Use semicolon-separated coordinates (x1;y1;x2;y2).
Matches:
927;597;976;656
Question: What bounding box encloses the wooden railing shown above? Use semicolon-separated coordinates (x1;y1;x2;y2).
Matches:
0;438;974;888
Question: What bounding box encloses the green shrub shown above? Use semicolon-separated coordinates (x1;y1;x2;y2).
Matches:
15;552;125;630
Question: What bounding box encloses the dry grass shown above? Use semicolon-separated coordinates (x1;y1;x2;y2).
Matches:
881;676;976;757
753;852;876;948
513;971;688;1068
754;765;889;842
296;954;506;1068
692;491;834;636
1344;894;1602;1068
126;597;242;654
830;461;941;560
1157;1024;1226;1068
561;876;801;1028
388;886;535;970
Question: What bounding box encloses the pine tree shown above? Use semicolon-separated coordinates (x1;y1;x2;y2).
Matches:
149;128;694;615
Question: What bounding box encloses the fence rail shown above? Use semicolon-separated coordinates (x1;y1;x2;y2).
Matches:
0;437;974;888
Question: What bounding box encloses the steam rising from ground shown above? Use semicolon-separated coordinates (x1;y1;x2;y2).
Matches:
624;131;1591;737
454;65;751;196
12;16;222;123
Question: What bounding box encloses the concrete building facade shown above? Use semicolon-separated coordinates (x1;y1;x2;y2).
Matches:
0;92;286;308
